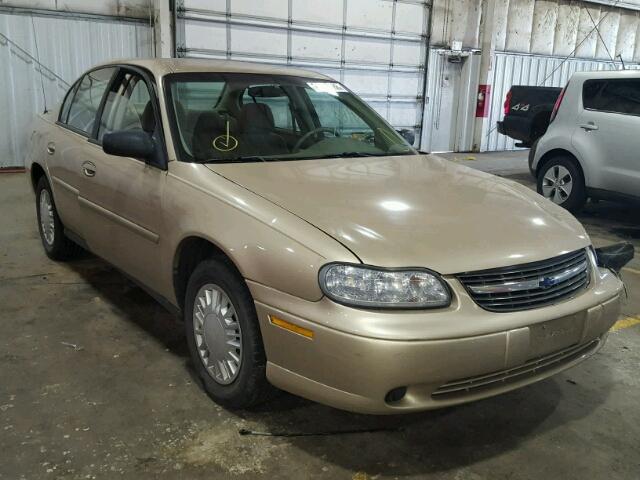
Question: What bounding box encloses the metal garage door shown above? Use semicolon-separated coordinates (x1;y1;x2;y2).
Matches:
174;0;431;147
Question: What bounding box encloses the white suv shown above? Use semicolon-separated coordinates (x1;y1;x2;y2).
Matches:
531;70;640;211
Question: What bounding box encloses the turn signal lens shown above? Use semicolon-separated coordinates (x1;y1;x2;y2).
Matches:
550;83;568;123
503;89;512;115
269;316;314;339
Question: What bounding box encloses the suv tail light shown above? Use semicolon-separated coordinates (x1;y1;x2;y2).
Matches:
550;84;568;123
503;89;512;115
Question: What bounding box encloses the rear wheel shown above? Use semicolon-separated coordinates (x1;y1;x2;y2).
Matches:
537;156;586;212
35;176;81;260
184;258;273;409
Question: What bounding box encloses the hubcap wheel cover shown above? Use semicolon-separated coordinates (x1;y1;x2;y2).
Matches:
193;284;242;385
541;165;573;204
39;190;55;245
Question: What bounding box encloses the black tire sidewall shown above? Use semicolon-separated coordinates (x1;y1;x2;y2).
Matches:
184;258;268;408
536;156;586;212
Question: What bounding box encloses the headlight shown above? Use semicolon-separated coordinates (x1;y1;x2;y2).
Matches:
319;263;451;309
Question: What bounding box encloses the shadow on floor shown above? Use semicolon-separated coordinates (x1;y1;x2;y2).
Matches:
65;254;188;359
228;367;613;476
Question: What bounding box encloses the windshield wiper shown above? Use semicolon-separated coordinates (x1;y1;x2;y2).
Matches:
200;156;268;164
303;151;414;160
302;152;381;160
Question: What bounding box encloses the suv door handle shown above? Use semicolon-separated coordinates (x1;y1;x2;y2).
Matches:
46;143;56;155
82;161;96;177
579;122;598;131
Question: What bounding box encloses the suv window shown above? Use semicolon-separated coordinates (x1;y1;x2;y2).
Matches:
98;72;153;142
583;78;640;116
65;67;116;135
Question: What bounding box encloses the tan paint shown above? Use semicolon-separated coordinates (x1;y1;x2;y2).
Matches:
24;59;626;413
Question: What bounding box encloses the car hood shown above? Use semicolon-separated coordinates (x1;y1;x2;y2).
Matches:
206;155;590;274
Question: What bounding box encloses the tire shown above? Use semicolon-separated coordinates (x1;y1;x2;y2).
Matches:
35;176;81;260
184;258;273;409
537;155;586;212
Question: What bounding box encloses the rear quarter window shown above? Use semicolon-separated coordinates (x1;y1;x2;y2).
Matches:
583;78;640;116
59;81;79;124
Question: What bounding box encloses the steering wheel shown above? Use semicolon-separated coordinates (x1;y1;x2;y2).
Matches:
293;127;339;152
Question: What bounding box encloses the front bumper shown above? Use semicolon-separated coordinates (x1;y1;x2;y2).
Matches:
249;269;623;414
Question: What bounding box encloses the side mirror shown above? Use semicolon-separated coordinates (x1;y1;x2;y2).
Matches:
397;128;415;145
595;242;634;273
103;130;155;161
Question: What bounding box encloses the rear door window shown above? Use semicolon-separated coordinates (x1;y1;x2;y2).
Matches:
583;78;640;116
65;67;116;135
97;72;153;143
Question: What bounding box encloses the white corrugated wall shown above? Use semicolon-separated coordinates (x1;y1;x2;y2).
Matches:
484;0;640;151
0;10;152;167
427;0;640;152
483;52;640;151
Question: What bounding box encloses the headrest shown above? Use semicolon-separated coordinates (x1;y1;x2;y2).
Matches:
140;101;156;133
238;103;275;132
193;110;225;134
192;111;225;160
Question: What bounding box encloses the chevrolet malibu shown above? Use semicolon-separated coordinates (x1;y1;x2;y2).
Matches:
26;59;625;414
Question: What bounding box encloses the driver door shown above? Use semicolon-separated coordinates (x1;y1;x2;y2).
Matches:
79;68;167;292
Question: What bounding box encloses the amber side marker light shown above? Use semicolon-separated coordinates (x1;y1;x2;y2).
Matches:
269;315;314;339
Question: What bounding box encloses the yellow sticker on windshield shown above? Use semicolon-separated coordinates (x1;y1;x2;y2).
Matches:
212;120;238;152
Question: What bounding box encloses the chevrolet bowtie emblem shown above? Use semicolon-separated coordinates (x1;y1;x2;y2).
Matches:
538;276;558;289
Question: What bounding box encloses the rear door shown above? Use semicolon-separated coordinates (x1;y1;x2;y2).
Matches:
48;67;116;236
572;77;640;197
78;67;167;292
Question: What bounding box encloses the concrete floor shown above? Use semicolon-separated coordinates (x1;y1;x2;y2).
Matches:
1;152;640;479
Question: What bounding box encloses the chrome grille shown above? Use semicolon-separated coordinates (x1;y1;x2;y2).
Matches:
457;249;590;312
432;338;601;400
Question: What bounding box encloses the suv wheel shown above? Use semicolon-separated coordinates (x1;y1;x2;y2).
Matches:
184;258;273;409
537;156;586;212
35;176;81;260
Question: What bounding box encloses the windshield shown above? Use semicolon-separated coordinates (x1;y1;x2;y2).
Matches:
164;73;416;163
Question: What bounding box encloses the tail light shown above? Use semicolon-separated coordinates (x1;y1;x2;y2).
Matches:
503;89;512;115
550;83;568;123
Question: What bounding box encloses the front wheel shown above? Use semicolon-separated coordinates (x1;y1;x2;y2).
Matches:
184;258;273;409
537;156;586;212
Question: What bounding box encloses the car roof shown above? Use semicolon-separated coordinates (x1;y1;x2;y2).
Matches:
570;69;640;81
92;58;333;80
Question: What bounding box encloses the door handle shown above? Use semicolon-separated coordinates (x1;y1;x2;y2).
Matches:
579;122;598;131
82;161;96;177
46;143;56;155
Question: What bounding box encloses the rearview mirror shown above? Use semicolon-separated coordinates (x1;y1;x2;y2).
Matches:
103;130;155;161
247;85;285;98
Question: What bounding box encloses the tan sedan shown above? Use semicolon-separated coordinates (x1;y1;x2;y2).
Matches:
26;59;626;414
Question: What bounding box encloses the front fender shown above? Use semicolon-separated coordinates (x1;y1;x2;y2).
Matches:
160;162;359;304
